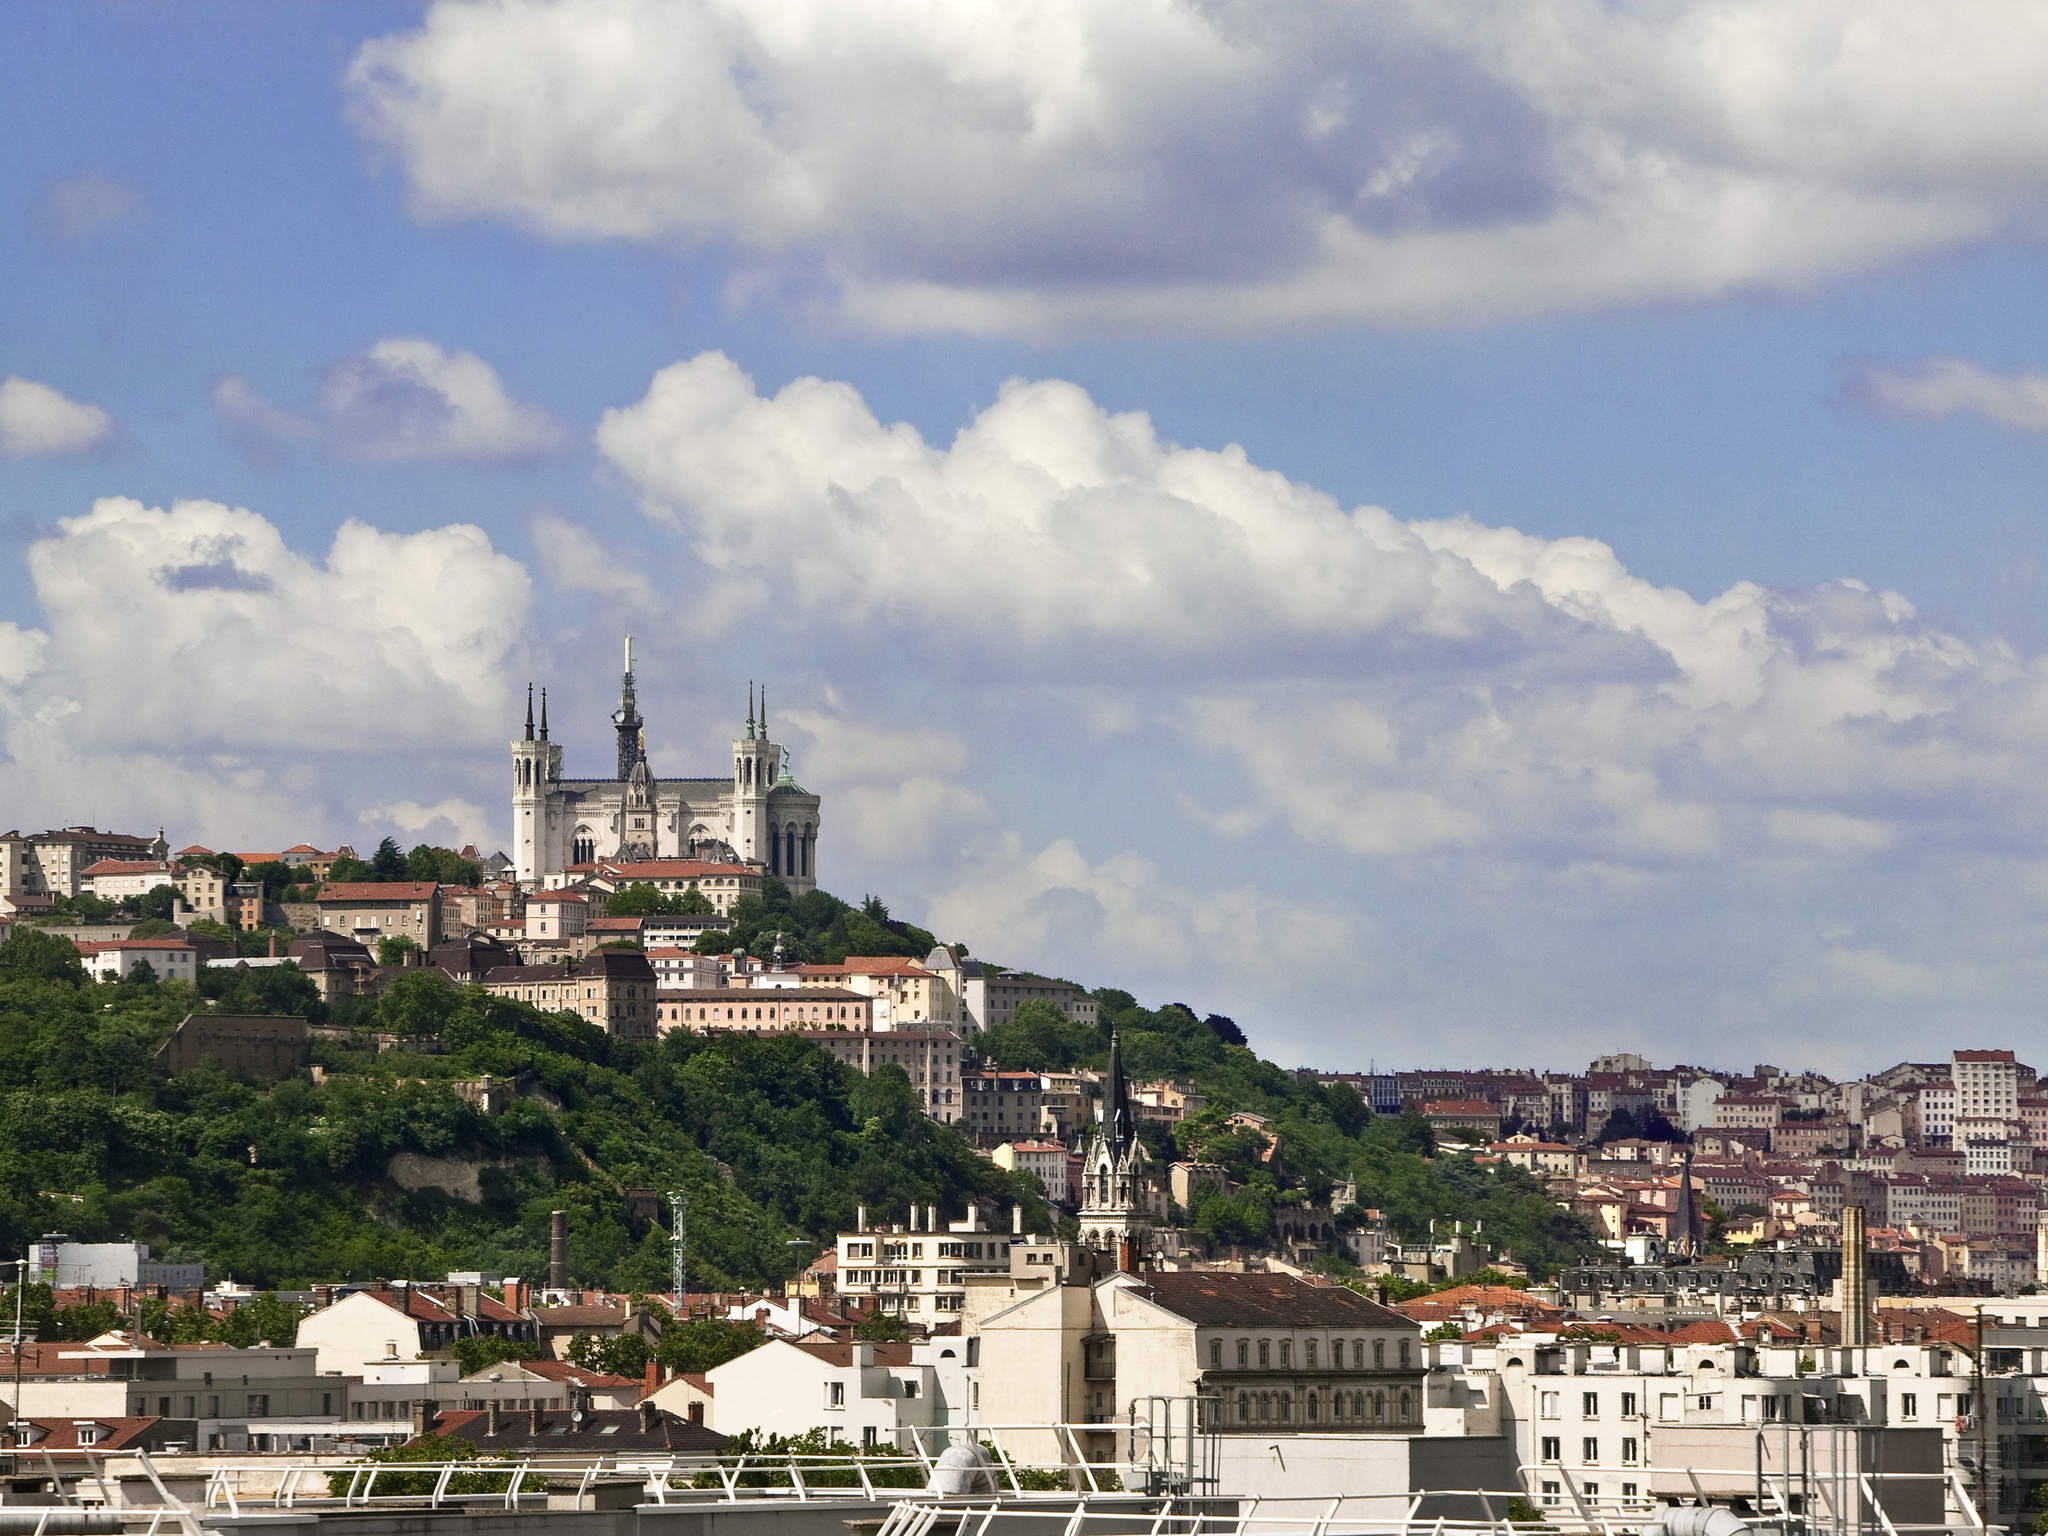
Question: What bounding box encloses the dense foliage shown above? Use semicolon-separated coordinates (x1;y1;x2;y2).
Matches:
0;929;1044;1290
689;883;938;964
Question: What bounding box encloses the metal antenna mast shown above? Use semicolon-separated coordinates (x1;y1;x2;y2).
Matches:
668;1190;688;1310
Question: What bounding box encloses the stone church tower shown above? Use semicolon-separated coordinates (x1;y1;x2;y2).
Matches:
1080;1033;1152;1265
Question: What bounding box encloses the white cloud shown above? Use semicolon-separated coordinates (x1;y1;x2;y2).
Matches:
601;354;2048;878
0;376;116;459
212;339;566;462
1859;357;2048;433
926;835;1358;977
367;797;501;850
0;496;533;845
350;0;2048;334
530;509;654;607
27;169;142;242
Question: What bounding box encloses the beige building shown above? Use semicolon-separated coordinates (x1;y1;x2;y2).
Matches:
524;889;589;942
963;1071;1047;1140
175;862;228;924
979;1270;1427;1461
0;826;167;900
836;1205;1018;1322
480;949;658;1039
962;965;1098;1032
799;956;957;1030
992;1140;1070;1203
796;1027;962;1121
316;881;443;950
656;987;873;1034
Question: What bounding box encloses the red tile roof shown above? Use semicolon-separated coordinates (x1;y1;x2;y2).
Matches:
600;861;753;879
317;882;440;902
81;859;174;877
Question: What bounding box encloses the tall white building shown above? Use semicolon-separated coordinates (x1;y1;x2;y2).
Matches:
512;638;822;892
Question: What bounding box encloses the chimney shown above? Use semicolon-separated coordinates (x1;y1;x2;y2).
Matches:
857;1203;867;1231
411;1401;433;1438
1013;1205;1023;1236
638;1399;658;1434
529;1404;541;1436
267;933;277;958
487;1399;502;1436
1842;1204;1869;1349
644;1360;660;1396
1117;1238;1134;1274
854;1341;874;1368
966;1202;979;1231
687;1400;705;1426
929;1204;939;1233
549;1210;569;1291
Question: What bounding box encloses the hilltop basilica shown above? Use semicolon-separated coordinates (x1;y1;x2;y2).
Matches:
511;638;821;892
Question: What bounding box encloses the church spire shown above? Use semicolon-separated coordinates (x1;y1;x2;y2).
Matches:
760;686;767;740
747;682;756;741
539;687;549;742
525;682;534;741
1104;1031;1135;1158
612;634;644;781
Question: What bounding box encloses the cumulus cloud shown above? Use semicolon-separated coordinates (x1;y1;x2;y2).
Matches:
367;797;501;849
529;509;654;607
926;835;1359;976
1858;357;2048;433
349;0;2048;333
601;353;2048;881
0;376;116;459
6;499;528;774
212;339;566;462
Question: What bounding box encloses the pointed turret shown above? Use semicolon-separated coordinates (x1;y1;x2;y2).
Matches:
539;688;549;742
747;681;756;741
525;683;535;741
760;686;767;740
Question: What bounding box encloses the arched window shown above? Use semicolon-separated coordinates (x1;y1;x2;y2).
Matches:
784;824;796;875
1373;1339;1385;1367
803;824;813;876
770;831;780;875
1306;1391;1319;1423
1237;1339;1248;1367
1258;1393;1271;1422
1236;1393;1249;1423
1330;1392;1343;1422
1279;1392;1292;1423
1398;1390;1412;1423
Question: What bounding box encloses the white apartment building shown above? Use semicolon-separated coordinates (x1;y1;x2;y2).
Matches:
76;937;198;984
835;1205;1018;1321
992;1141;1071;1204
1954;1050;2020;1122
703;1338;940;1450
1921;1082;1959;1144
798;1027;962;1122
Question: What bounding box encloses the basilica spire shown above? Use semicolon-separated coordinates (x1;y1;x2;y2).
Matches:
760;686;768;740
525;682;534;741
612;633;644;781
747;681;756;741
539;687;549;742
1103;1031;1136;1158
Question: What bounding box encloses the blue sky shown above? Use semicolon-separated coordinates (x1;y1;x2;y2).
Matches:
8;1;2048;1075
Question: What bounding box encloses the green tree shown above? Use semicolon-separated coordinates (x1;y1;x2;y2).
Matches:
673;887;715;917
378;935;420;967
977;999;1095;1071
0;928;86;984
853;1312;909;1342
449;1334;537;1374
657;1317;763;1375
370;838;407;881
127;918;182;940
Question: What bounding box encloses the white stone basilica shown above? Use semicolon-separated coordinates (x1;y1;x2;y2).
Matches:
511;637;821;892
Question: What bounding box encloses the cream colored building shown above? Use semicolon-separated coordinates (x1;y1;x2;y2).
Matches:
836;1205;1018;1322
977;1270;1427;1464
799;956;957;1030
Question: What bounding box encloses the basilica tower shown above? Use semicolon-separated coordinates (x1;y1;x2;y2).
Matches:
511;683;562;883
732;684;778;867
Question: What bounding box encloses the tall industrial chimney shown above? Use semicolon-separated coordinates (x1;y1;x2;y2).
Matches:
1841;1203;1868;1349
549;1209;569;1292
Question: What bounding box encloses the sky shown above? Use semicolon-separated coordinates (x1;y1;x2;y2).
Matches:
8;2;2048;1077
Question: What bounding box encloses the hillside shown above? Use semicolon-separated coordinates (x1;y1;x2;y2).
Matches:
0;885;1603;1289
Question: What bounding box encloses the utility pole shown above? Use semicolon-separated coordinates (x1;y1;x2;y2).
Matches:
668;1190;688;1314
